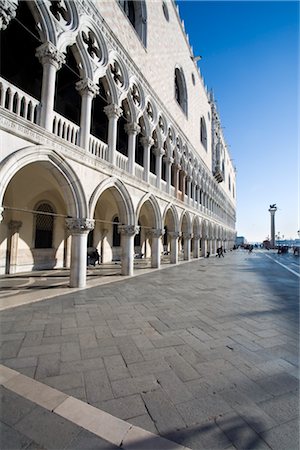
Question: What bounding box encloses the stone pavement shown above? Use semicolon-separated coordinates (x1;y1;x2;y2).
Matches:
0;250;299;449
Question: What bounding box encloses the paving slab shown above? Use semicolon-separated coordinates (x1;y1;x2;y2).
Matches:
0;251;299;449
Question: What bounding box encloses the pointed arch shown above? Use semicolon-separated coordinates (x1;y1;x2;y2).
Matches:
0;146;87;218
136;193;162;230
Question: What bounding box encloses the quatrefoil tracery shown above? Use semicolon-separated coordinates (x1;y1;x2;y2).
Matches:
82;30;101;61
49;0;70;24
110;61;124;87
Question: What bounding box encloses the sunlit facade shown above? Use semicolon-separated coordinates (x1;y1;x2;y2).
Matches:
0;0;236;287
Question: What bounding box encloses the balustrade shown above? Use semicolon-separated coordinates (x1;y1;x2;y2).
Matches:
116;152;128;171
52;113;79;145
134;164;144;180
89;135;108;161
0;77;39;124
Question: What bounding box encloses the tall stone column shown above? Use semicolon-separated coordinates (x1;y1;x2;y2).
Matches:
193;234;200;259
165;156;173;194
174;164;180;198
76;78;99;150
200;238;207;257
150;228;164;268
118;225;139;276
154;148;164;189
183;232;192;260
7;220;22;274
65;218;94;288
0;0;18;30
36;42;65;131
169;231;180;264
104;104;123;166
125;122;140;174
186;176;191;205
268;204;277;248
140;137;153;183
182;173;186;201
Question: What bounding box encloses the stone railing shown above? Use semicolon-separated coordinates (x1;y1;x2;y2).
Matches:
149;172;157;187
89;135;108;161
0;77;39;124
52;112;79;145
134;164;144;180
116;152;128;171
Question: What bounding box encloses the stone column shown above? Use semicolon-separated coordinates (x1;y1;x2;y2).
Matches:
169;231;180;264
7;220;22;274
76;78;99;150
36;42;65;131
65;218;94;288
154;148;164;189
174;164;180;198
186;176;191;205
165;156;173;194
118;225;139;276
268;205;277;248
193;234;201;259
183;232;192;260
192;182;196;208
150;228;164;268
200;238;207;257
104;104;123;166
182;173;186;201
140;137;153;183
125;122;140;174
0;0;18;30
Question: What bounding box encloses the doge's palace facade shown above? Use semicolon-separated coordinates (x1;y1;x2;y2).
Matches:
0;0;236;288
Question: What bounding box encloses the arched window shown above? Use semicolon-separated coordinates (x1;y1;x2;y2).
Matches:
119;1;147;47
174;68;188;115
113;216;121;247
35;203;54;248
200;117;207;149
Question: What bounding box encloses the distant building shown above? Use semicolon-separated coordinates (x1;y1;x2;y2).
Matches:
236;236;247;246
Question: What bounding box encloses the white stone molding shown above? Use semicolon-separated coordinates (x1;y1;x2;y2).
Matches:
65;218;95;233
35;42;66;70
0;0;18;30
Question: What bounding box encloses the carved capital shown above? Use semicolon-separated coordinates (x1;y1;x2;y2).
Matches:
36;42;66;69
164;156;174;165
104;103;122;119
193;234;201;240
0;0;18;30
118;224;139;236
65;218;95;233
153;147;164;158
124;122;140;136
75;78;99;97
169;231;180;239
140;136;154;149
182;232;193;240
8;220;22;232
150;228;165;238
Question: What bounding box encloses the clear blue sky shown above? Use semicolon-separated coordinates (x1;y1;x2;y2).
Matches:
177;0;299;242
